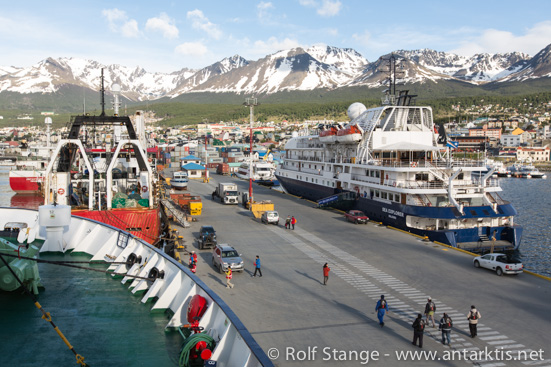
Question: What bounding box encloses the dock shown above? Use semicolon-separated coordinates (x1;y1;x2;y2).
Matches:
173;174;551;367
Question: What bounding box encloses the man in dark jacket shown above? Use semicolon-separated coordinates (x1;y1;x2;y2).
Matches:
412;313;425;348
439;312;453;346
467;305;481;338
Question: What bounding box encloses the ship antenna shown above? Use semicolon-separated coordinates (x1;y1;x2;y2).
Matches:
100;68;106;117
381;54;406;105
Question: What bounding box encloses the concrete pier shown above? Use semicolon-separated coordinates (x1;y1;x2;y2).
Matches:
173;174;551;367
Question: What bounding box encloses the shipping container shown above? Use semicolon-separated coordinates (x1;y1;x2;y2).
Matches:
216;163;230;175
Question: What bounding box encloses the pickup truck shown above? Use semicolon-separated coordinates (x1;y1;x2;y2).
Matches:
344;210;369;224
473;253;523;276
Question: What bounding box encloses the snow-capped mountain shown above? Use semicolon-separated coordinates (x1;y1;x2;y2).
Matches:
497;43;551;82
0;44;550;103
179;47;364;95
0;57;195;101
393;49;530;82
168;55;249;96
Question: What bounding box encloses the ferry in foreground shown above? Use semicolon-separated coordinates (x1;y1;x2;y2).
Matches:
0;207;271;367
275;90;522;252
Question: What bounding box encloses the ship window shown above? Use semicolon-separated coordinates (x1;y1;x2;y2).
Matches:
375;190;380;197
375;171;380;178
382;192;388;199
395;194;400;201
482;210;490;215
458;173;464;179
470;210;477;216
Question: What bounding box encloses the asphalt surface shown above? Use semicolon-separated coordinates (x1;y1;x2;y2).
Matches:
172;172;551;367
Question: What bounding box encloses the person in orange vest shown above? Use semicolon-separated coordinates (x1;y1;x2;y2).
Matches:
225;266;234;288
291;216;297;230
323;263;330;285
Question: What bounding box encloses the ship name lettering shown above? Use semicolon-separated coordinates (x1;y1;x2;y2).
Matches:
382;207;404;217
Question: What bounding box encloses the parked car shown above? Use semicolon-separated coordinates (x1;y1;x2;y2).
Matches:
198;225;217;250
473;253;523;276
212;244;244;273
261;210;279;225
344;210;369;224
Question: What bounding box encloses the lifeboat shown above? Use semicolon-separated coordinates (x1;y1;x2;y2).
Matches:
336;125;363;143
319;127;338;143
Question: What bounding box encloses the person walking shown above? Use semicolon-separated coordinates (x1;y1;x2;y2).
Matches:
323;263;330;285
439;313;453;346
467;305;481;338
424;297;436;328
252;255;262;277
412;313;425;348
375;295;389;327
291;216;297;230
285;216;291;229
225;266;234;288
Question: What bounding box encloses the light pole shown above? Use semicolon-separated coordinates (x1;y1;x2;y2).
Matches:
244;96;258;208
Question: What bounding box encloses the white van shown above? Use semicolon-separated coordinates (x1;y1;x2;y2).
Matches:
261;210;279;225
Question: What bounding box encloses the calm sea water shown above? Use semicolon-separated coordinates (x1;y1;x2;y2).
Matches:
1;169;549;276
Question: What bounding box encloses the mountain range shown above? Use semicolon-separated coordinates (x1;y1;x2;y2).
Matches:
1;43;551;108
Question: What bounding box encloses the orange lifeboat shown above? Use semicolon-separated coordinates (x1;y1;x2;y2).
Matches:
319;127;338;143
336;125;363;143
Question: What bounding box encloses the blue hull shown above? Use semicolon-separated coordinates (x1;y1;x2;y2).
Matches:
276;175;522;251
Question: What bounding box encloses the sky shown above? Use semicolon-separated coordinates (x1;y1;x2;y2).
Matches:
1;0;551;73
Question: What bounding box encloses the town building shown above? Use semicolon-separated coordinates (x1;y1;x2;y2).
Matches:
516;146;550;162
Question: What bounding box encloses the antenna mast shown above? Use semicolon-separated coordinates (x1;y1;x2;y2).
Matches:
100;69;106;116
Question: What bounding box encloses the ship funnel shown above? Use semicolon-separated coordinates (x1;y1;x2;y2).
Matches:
347;102;366;121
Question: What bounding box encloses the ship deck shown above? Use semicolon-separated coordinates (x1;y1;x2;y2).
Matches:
0;252;181;367
173;174;550;367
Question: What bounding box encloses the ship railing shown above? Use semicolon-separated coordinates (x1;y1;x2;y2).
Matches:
487;191;507;205
450;159;486;168
296;156;324;162
472;177;500;188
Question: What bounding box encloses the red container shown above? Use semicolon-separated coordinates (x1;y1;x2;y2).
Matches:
216;163;230;175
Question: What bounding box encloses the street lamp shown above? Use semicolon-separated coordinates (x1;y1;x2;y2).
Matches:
243;96;258;208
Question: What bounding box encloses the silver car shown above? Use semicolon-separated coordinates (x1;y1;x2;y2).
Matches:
212;244;244;273
261;210;279;225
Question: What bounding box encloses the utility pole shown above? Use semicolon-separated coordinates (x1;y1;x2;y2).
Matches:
243;97;258;208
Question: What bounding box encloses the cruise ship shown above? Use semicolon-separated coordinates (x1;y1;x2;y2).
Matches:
275;90;522;251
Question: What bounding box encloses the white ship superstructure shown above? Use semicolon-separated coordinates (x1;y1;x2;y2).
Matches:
276;91;522;251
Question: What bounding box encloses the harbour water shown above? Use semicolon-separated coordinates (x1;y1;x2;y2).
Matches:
1;169;549;277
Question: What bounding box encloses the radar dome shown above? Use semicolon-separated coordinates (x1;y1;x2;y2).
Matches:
347;102;367;121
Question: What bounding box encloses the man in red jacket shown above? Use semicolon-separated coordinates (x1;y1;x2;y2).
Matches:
323;263;330;285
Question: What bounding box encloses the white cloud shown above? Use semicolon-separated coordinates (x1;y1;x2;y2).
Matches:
298;0;341;17
146;13;179;39
253;37;301;56
187;9;222;40
175;42;208;57
452;21;551;57
102;8;141;38
257;2;275;20
317;0;342;17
